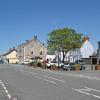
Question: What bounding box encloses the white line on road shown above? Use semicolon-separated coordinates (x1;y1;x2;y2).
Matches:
1;83;5;87
85;87;100;93
19;70;38;75
43;75;65;83
13;97;18;100
7;93;12;99
84;73;100;76
35;76;56;84
41;69;100;81
0;80;2;84
5;90;9;94
41;78;56;84
27;71;37;75
72;88;100;99
0;80;12;99
3;86;7;90
79;89;91;92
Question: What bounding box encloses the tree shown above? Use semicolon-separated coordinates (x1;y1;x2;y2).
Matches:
47;27;82;63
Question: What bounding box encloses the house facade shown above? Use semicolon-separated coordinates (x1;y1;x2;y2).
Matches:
2;48;18;64
56;49;82;63
81;36;95;58
17;44;25;64
55;36;95;63
17;36;47;64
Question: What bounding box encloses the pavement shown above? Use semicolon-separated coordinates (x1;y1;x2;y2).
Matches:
0;64;100;100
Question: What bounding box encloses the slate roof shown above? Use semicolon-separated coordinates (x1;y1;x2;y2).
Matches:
2;48;17;56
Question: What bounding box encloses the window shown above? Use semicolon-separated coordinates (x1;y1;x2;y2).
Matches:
30;44;34;49
31;51;33;55
40;51;42;55
92;58;97;65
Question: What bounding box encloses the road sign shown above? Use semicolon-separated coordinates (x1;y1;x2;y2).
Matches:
92;57;97;65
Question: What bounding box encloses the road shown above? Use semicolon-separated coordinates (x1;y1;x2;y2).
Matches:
0;64;100;100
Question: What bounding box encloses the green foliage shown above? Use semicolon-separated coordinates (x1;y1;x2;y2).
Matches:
37;62;42;67
28;61;35;66
47;27;82;62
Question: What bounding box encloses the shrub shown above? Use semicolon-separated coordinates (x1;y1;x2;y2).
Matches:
28;62;35;66
37;62;42;67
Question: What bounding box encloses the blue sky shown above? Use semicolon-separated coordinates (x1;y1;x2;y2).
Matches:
0;0;100;53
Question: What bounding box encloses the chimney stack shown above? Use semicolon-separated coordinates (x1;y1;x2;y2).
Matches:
83;36;89;42
34;36;37;40
26;40;29;42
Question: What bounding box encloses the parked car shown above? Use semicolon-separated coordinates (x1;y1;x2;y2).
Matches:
80;64;85;70
69;63;76;70
46;62;59;69
46;63;51;69
0;60;3;64
59;63;64;69
62;63;70;70
59;63;75;70
23;61;29;64
60;62;85;71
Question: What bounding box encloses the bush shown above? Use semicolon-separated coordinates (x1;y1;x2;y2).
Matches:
37;62;42;67
28;62;35;66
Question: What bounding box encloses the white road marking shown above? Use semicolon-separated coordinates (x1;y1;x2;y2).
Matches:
7;93;12;99
27;71;37;75
1;83;7;90
80;75;100;81
22;67;100;81
13;97;18;100
41;78;56;84
3;86;7;90
5;90;9;94
41;69;100;81
85;87;100;93
84;73;100;76
0;80;12;99
1;83;5;87
43;75;65;83
79;89;91;92
20;70;37;75
72;87;100;99
35;76;56;83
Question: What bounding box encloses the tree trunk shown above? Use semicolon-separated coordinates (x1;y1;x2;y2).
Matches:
62;51;67;63
62;51;65;63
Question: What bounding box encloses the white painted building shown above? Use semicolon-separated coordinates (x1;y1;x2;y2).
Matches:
46;54;55;63
56;49;82;63
81;36;94;58
55;36;95;63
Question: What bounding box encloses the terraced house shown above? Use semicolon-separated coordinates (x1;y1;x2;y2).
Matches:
1;47;18;64
17;36;47;64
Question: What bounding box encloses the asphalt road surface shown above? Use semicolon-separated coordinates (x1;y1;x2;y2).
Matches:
0;64;100;100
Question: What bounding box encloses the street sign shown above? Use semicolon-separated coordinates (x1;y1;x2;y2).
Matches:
92;57;97;65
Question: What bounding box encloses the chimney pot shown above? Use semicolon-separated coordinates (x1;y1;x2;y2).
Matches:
83;36;89;42
34;36;37;40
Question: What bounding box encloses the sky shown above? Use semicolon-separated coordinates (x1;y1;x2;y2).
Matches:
0;0;100;53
